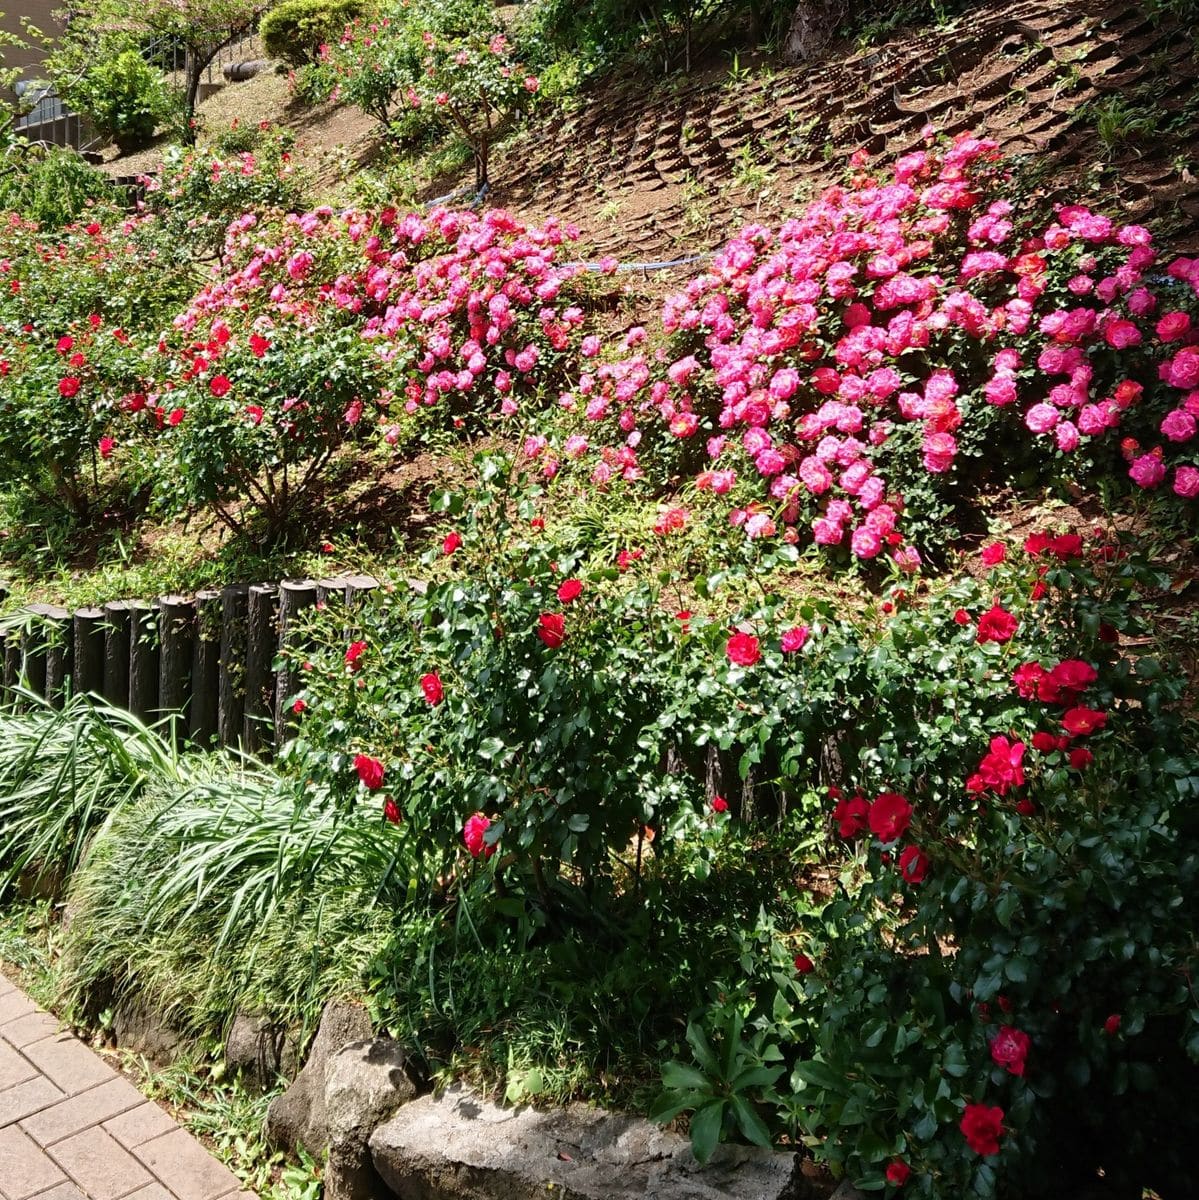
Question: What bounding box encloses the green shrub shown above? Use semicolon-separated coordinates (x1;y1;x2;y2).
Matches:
59;49;176;152
0;145;117;228
260;0;367;67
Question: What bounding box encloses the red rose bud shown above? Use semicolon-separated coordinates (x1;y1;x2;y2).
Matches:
793;953;814;974
420;672;444;705
1104;1013;1121;1035
885;1160;911;1187
443;531;462;554
345;640;367;670
953;609;971;625
383;797;401;824
537;612;566;648
291;698;306;715
711;796;729;813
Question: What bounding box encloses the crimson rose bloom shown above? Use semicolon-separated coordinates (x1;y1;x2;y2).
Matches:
980;542;1007;566
726;631;761;666
1012;662;1045;698
977;604;1018;644
209;374;231;397
420;672;443;705
383;797;401;825
711;796;729;813
885;1160;911;1186
354;754;385;790
868;792;912;843
975;735;1026;795
960;1104;1004;1155
442;531;462;555
463;812;496;859
59;376;81;397
989;1027;1030;1076
537;612;566;648
1062;706;1107;736
833;795;869;838
557;579;583;603
1104;1013;1121;1035
898;845;929;883
793;953;814;974
953;609;970;625
345;640;367;670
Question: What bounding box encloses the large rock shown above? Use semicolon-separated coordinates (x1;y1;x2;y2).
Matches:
265;1000;373;1152
324;1039;418;1200
369;1084;802;1200
225;1011;300;1086
112;996;187;1062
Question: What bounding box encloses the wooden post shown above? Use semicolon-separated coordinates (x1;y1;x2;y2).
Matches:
102;601;133;707
218;584;249;749
40;606;73;708
5;626;23;707
0;630;9;707
316;577;349;606
73;608;106;697
190;589;221;747
243;584;278;756
275;579;318;744
157;596;196;740
127;601;159;721
344;575;380;607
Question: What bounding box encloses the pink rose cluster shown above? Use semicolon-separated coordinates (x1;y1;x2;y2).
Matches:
543;132;1199;557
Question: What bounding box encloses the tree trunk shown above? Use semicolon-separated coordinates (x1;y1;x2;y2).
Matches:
782;0;844;65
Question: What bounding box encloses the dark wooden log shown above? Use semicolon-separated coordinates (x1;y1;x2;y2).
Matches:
127;601;159;721
157;596;196;738
343;574;380;607
316;577;349;606
189;589;221;747
275;579;318;744
102;601;133;707
72;608;106;697
243;584;278;756
218;585;249;749
39;606;73;708
19;612;49;700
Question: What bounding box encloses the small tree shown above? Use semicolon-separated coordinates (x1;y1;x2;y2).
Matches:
51;0;263;141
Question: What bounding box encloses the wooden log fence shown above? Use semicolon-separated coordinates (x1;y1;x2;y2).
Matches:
0;576;379;753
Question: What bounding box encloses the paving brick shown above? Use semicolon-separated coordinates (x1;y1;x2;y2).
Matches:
0;971;16;995
22;1184;87;1200
21;1077;147;1148
0;1040;38;1090
134;1128;242;1200
119;1187;177;1200
0;1126;67;1200
21;1036;116;1096
0;989;37;1026
0;1013;61;1050
0;1077;67;1126
46;1127;152;1200
101;1102;179;1151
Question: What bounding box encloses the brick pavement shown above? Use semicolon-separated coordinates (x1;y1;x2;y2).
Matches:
0;975;256;1200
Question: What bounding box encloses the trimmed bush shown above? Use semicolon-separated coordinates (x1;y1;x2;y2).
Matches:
260;0;367;67
59;50;175;152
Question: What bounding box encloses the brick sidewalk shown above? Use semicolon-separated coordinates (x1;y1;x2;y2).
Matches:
0;974;256;1200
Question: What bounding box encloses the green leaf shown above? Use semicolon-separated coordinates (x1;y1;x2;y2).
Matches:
686;1023;719;1076
662;1062;710;1093
689;1100;725;1165
730;1095;773;1148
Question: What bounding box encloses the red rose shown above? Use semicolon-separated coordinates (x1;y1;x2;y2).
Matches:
960;1103;1004;1155
463;812;496;858
98;436;115;459
980;542;1006;566
885;1160;911;1187
793;953;814;974
833;795;870;839
443;531;462;555
345;640;367;670
1012;662;1045;698
557;579;583;603
168;407;185;426
953;609;971;626
781;625;809;653
383;797;401;824
537;612;566;647
354;754;385;790
974;735;1026;795
59;376;81;397
726;631;761;666
1024;532;1051;555
977;604;1018;644
291;698;306;715
1048;533;1083;560
898;845;929;883
868;792;912;844
1031;731;1058;752
209;374;232;397
420;672;443;705
1069;747;1093;770
711;796;729;813
989;1027;1030;1077
1104;1013;1121;1035
1015;798;1036;816
1061;706;1107;736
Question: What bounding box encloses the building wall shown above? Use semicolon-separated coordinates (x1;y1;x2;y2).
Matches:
1;0;64;81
